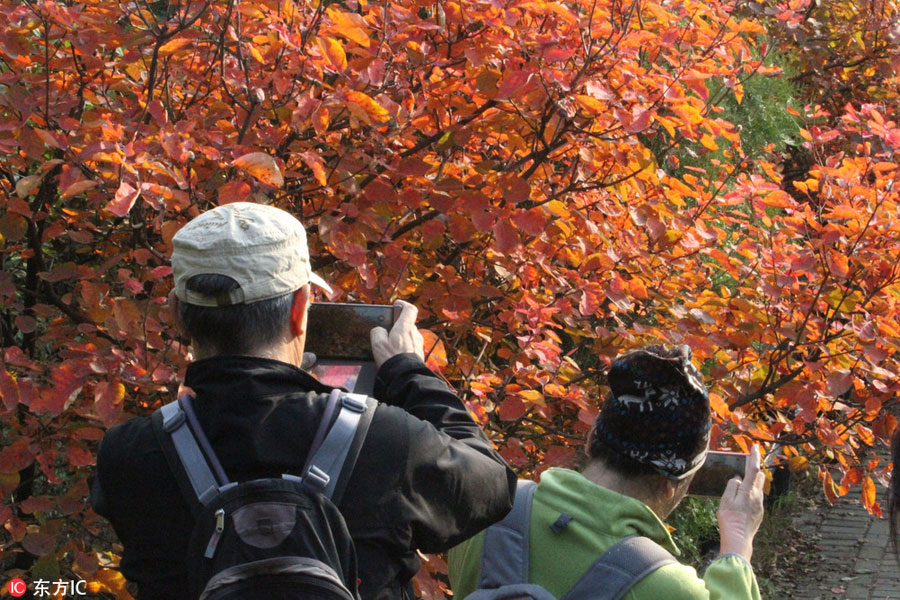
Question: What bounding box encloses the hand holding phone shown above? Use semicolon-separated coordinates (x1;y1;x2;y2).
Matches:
716;445;766;561
370;301;424;368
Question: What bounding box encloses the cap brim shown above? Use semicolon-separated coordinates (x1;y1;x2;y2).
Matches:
309;271;333;295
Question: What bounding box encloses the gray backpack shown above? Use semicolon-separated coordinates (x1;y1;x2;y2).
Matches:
152;389;375;600
466;480;677;600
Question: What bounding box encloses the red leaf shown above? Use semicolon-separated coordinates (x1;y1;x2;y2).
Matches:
499;396;528;421
493;220;519;254
217;179;253;205
499;174;531;204
826;370;853;397
104;181;140;217
496;69;534;100
512;208;546;236
60;179;99;199
624;108;653;134
147;99;167;126
22;532;56;556
0;439;33;474
68;444;95;468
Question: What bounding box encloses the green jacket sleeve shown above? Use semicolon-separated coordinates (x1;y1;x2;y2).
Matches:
627;554;761;600
448;531;486;598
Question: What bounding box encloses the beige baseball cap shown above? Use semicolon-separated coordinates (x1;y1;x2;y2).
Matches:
171;202;332;306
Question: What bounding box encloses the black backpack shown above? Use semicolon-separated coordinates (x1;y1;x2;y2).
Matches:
151;389;375;600
465;480;677;600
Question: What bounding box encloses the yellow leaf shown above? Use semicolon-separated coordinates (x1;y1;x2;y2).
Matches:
518;389;545;406
700;134;719;151
345;91;390;124
232;152;284;187
326;8;371;47
317;37;347;72
788;456;809;472
248;44;265;64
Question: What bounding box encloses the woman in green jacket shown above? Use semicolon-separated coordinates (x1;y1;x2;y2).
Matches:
449;346;765;600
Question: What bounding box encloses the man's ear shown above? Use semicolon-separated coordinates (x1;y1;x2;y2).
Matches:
289;285;311;339
168;289;186;335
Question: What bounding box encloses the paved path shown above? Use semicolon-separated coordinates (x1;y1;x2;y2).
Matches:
790;476;898;599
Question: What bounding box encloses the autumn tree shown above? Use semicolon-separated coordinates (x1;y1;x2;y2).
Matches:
0;0;898;596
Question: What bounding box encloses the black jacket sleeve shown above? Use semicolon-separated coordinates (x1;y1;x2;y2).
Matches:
373;353;516;551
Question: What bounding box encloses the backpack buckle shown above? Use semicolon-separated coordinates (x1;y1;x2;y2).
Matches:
341;393;367;413
161;402;186;432
304;465;330;492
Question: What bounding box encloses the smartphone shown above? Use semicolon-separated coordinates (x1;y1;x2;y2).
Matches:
305;303;396;360
687;451;748;497
305;303;396;395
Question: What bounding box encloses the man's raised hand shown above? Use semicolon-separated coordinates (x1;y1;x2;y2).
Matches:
370;300;425;368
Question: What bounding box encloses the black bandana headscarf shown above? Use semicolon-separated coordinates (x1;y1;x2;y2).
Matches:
592;345;710;479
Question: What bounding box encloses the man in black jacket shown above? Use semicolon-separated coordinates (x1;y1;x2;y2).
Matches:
90;202;516;600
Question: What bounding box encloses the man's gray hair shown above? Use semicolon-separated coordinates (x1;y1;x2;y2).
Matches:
178;274;295;355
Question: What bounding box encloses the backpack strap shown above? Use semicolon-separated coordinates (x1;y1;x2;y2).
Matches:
477;479;538;589
151;396;232;511
301;391;373;500
559;535;677;600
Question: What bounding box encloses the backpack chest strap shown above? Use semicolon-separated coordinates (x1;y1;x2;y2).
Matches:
302;391;370;500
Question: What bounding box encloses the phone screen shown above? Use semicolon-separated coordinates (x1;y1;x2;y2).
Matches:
306;303;395;360
687;451;748;497
310;364;363;390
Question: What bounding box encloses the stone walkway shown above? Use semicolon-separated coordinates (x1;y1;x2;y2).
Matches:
790;479;898;599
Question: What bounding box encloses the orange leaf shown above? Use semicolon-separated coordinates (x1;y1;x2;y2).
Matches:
822;470;838;504
420;330;447;372
759;190;794;209
862;476;876;512
89;569;134;600
345;91;390;124
300;151;329;187
313;105;330;136
317;37;347;72
232;152;284;187
158;37;192;56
